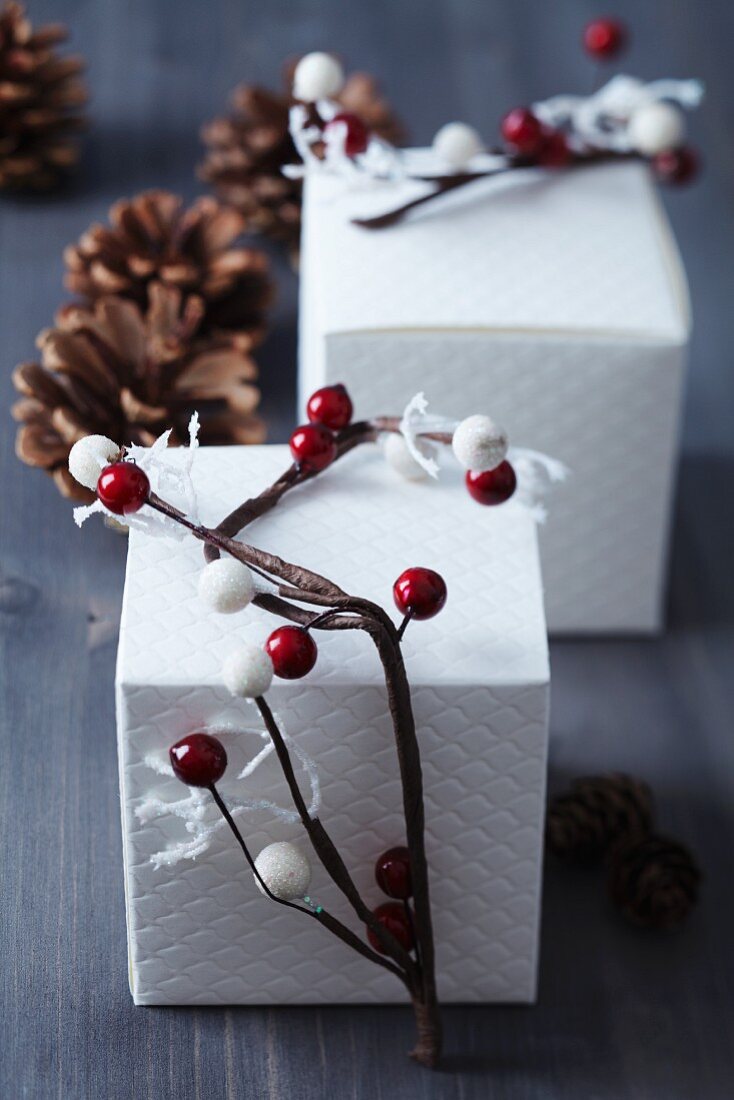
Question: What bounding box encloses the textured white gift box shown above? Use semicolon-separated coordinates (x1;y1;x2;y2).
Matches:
116;445;549;1005
299;158;690;634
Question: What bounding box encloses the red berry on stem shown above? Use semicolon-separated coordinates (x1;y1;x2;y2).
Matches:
325;112;370;156
289;423;337;472
97;462;150;515
501;107;544;156
375;846;412;899
583;17;627;59
265;625;318;680
652;146;699;186
367;902;415;954
537;129;572;168
393;567;447;621
169;732;227;787
466;461;517;506
306;384;353;430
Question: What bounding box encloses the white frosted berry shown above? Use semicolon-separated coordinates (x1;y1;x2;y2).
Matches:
432;122;484;168
452;414;508;472
293;52;344;101
255;841;311;901
223;644;273;699
68;434;121;490
198;558;254;615
383;433;431;481
628;101;685;156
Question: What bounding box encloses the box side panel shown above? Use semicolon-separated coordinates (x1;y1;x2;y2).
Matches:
118;678;548;1005
322;330;686;634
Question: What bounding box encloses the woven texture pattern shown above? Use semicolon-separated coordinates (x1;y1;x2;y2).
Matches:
303;160;688;337
117;446;549;1004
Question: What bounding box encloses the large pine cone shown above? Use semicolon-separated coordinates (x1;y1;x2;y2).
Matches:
608;833;701;930
0;1;87;191
199;63;404;260
546;773;654;863
63;191;274;345
13;283;265;501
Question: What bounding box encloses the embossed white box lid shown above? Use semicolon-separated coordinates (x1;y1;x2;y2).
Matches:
304;157;689;341
118;445;548;691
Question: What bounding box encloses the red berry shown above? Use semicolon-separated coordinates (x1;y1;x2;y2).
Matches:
652;146;699;186
306;384;353;430
466;461;517;506
393;567;447;621
97;461;150;515
537;129;572;168
501;107;544;156
375;846;412;899
325;112;370;156
289;423;337;472
169;732;227;787
583;17;626;59
265;625;318;680
367;902;415;954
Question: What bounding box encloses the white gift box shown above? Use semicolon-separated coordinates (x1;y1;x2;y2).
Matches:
299;158;690;634
116;445;549;1005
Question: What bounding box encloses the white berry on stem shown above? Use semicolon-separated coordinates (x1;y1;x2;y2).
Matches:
452;414;508;472
293;52;344;101
223;644;273;698
384;433;431;481
68;434;121;490
628;101;685;156
198;558;254;614
255;841;311;901
432;122;484;169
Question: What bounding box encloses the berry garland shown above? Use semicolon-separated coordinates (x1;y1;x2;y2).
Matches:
68;386;562;1068
282;22;703;231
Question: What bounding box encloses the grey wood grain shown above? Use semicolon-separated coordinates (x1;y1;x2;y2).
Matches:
1;1;733;1097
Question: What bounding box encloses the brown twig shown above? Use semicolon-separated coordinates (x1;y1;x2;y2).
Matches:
351;149;636;230
145;414;447;1065
254;695;420;986
209;781;408;986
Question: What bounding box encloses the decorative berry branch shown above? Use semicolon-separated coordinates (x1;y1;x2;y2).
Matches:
68;386;562;1068
281;28;703;231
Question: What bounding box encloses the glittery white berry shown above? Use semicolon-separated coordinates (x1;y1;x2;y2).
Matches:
628;101;685;156
198;558;254;615
432;122;484;168
452;415;508;472
255;841;311;901
293;52;344;101
383;433;431;481
68;434;121;490
223;645;273;698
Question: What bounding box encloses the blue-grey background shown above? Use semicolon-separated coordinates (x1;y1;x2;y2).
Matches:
1;2;732;1097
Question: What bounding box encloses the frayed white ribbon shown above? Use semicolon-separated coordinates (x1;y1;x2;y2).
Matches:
73;413;200;536
396;392;567;521
285;102;405;186
534;74;705;153
138;710;321;869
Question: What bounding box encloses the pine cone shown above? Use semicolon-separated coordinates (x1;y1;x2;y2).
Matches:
199;63;405;259
12;283;265;501
0;1;87;191
546;773;654;863
608;833;701;930
63;191;273;345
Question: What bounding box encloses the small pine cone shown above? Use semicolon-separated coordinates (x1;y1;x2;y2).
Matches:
546;773;654;863
199;62;404;260
608;833;701;930
63;191;274;346
12;282;265;501
0;1;87;191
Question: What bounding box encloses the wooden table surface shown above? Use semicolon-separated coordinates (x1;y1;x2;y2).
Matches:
1;1;733;1096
